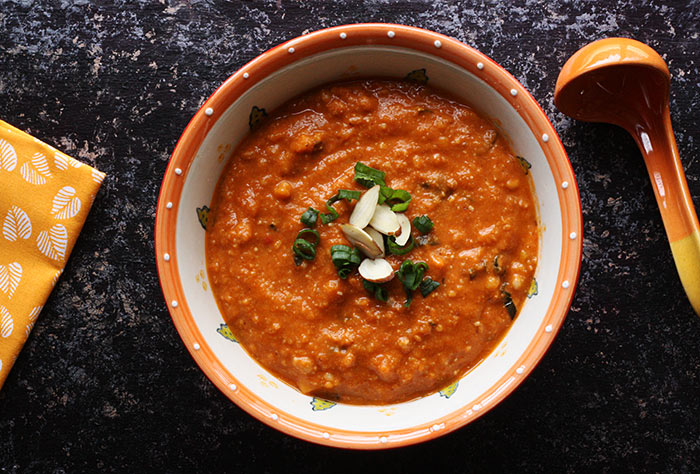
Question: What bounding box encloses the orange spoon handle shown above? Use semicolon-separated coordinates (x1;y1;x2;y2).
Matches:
632;108;700;315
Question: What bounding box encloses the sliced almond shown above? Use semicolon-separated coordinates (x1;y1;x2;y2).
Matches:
340;224;383;258
364;227;385;258
369;204;400;235
394;213;411;246
359;257;395;283
349;184;380;229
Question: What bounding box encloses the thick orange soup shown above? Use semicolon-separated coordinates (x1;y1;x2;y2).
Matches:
206;80;539;404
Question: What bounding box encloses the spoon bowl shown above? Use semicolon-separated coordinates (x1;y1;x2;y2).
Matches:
555;38;700;316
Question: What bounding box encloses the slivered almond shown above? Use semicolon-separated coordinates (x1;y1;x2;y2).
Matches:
365;227;385;258
358;258;395;283
395;213;411;246
369;204;400;235
349;185;380;229
340;224;383;258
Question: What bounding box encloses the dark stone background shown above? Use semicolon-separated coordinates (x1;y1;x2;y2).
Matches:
1;1;699;472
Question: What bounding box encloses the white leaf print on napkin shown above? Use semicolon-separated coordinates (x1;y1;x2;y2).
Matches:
37;224;67;261
0;262;22;298
25;305;42;337
0;306;13;338
51;186;81;220
0;138;17;172
54;151;82;171
20;152;53;184
2;205;32;241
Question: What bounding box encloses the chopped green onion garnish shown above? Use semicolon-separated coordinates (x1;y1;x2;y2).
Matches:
337;189;362;201
354;162;386;188
397;260;429;291
387;234;414;255
376;186;411;211
321;190;362;224
292;228;320;265
412;215;434;234
330;244;362;279
300;207;319;228
292;238;317;263
377;185;393;205
419;277;441;297
386;188;411;212
396;259;429;307
296;228;320;246
362;279;388;302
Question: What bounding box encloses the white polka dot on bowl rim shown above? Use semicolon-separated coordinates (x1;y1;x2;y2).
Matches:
431;424;442;432
477;62;484;70
387;30;395;38
562;280;570;289
322;432;330;439
204;107;213;116
163;253;170;262
380;436;388;444
562;181;569;189
271;413;279;421
339;32;347;40
433;40;442;48
516;366;525;375
542;133;549;142
174;168;182;176
287;47;295;54
545;325;553;333
570;232;577;240
166;202;173;209
472;403;481;411
193;343;201;350
243;72;249;79
171;300;178;308
229;383;237;391
510;89;518;97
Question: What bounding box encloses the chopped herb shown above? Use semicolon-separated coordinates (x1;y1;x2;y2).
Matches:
385;188;411;212
362;279;388;302
501;283;517;319
396;260;429;307
376;186;411;212
377;185;394;205
296;228;320;246
419;277;441;297
330;245;362;279
493;255;504;275
337;189;362;201
292;228;320;263
412;215;434;234
321;190;362;224
516;156;532;175
387;234;415;255
292;238;317;262
354;162;386;188
300;207;319;228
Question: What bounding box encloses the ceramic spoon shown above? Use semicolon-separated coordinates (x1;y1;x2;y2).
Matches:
554;38;700;316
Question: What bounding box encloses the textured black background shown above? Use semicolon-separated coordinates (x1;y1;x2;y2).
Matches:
1;1;699;472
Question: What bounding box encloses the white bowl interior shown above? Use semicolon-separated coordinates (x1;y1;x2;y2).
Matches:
175;46;561;432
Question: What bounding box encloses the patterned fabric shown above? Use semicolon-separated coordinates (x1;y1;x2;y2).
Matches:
0;120;105;388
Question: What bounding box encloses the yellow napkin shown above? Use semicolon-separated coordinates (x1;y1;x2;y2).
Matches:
0;120;105;388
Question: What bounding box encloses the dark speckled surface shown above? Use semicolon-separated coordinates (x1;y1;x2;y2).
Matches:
1;1;699;472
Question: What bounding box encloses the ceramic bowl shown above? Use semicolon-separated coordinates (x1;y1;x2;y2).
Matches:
155;23;582;449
